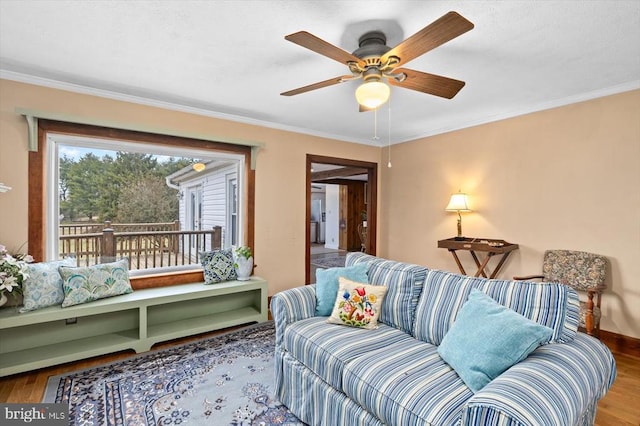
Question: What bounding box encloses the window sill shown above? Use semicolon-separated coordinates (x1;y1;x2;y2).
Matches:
130;269;205;290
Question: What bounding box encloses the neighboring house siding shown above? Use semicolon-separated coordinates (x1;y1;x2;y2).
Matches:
178;164;237;249
202;168;228;233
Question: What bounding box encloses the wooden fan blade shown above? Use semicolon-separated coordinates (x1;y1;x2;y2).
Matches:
389;68;466;99
381;11;473;67
359;104;374;112
285;31;364;67
281;75;353;96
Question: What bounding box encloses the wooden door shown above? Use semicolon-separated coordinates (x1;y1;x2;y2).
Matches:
339;182;366;251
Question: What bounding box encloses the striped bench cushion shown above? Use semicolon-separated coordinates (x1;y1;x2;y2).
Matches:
283;316;415;389
346;252;427;334
413;269;580;346
342;338;472;426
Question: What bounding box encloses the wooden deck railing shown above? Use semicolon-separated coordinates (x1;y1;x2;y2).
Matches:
60;221;180;236
59;225;222;270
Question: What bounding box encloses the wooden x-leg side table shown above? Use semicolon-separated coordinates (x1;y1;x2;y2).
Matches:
437;237;519;279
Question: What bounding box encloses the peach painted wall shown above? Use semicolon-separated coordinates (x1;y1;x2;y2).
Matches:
379;89;640;339
1;79;638;339
0;79;381;296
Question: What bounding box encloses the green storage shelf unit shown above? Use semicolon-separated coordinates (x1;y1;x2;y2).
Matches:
0;277;268;376
1;330;140;374
0;308;139;353
144;306;263;350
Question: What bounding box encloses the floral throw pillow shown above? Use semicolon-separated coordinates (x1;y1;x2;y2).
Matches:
327;277;387;330
19;258;77;313
59;258;133;307
200;249;237;284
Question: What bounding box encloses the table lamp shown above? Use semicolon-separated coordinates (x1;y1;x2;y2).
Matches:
445;192;471;240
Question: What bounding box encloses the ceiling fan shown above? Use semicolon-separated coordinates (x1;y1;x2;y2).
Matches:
281;11;474;109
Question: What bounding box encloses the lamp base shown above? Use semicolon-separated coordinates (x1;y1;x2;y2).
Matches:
454;217;465;241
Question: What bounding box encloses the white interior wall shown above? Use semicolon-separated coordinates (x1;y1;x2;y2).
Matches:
324;184;340;250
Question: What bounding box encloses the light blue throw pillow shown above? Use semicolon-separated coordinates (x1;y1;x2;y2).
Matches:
315;263;368;316
437;288;553;393
19;258;77;313
59;258;133;307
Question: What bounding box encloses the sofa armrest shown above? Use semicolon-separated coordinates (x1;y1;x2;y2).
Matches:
270;285;317;348
461;333;616;426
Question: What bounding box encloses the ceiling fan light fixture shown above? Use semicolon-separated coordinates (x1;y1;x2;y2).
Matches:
355;80;390;109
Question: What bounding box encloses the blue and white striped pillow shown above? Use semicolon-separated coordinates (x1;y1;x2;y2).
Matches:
345;252;427;334
413;269;579;345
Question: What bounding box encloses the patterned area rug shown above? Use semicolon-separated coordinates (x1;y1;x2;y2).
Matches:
43;321;305;426
310;253;346;269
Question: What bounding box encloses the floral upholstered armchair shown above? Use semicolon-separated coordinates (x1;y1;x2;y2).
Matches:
515;249;608;336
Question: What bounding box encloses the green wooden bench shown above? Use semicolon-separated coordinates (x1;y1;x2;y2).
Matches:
0;277;268;376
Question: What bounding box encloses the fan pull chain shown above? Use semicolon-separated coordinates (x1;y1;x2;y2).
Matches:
373;107;379;141
387;94;392;168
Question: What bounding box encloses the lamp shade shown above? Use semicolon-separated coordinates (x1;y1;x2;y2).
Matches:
445;193;471;212
355;80;390;109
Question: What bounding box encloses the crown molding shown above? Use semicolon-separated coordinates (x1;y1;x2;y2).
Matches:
399;80;640;143
0;70;373;146
3;70;638;147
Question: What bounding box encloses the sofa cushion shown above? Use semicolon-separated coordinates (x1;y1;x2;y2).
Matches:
413;269;580;346
327;277;387;329
283;316;415;389
342;337;472;426
345;252;427;334
437;289;553;393
315;263;369;316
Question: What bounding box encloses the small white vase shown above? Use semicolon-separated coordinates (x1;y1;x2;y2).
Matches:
0;292;7;307
235;256;254;281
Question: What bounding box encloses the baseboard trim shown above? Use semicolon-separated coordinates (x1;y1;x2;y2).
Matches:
599;330;640;358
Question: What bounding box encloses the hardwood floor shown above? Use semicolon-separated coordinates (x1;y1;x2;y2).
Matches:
595;351;640;426
0;331;638;425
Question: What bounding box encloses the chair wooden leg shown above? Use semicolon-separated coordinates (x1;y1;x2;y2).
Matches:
594;292;602;338
585;292;595;336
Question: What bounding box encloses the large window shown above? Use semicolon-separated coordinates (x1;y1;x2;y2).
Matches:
29;120;255;286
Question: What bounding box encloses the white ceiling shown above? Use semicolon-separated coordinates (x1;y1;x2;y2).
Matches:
1;1;638;146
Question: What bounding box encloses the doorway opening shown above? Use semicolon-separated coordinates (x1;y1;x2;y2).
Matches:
305;154;378;284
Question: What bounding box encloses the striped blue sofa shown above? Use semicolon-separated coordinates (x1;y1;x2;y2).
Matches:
271;253;616;426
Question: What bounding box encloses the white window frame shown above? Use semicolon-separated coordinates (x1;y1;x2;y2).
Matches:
226;174;238;247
